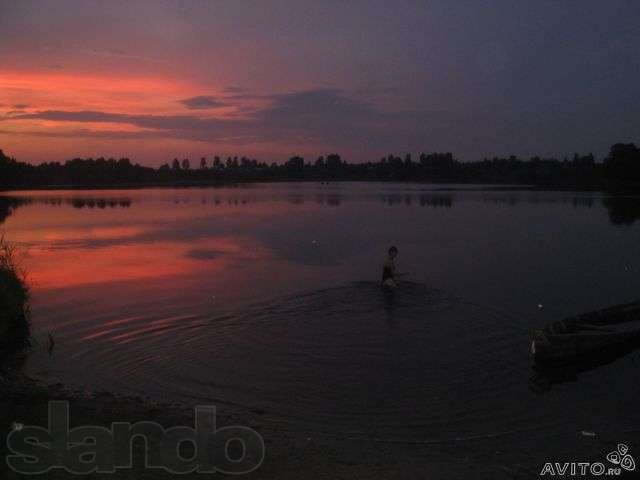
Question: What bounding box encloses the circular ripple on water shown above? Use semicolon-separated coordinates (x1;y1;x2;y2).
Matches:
153;282;540;441
30;282;628;444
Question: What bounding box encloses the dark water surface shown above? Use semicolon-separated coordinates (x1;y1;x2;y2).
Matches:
2;183;640;470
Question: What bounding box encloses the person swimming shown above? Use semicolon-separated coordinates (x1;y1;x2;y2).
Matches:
381;245;398;289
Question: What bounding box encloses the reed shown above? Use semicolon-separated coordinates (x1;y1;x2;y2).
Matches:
0;235;31;358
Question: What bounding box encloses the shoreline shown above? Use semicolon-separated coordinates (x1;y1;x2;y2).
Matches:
0;242;30;365
2;369;627;479
4;352;637;480
0;371;474;479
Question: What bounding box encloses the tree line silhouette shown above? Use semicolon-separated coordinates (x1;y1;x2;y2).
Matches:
1;143;639;189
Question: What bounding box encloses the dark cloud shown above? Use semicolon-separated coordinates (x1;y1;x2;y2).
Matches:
6;110;237;133
13;104;29;109
259;89;372;124
222;92;266;101
252;89;455;148
81;48;166;64
0;128;169;140
179;96;229;110
3;89;455;149
184;249;227;260
223;86;249;94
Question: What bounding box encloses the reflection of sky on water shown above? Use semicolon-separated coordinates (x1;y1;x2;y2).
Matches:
1;184;639;319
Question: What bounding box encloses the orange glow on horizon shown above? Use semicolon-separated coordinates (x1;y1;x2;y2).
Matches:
0;69;279;163
0;70;198;114
0;68;290;164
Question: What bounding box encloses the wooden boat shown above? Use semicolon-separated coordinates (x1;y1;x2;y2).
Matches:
530;301;640;364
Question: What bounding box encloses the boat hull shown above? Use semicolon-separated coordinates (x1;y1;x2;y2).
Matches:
531;301;640;364
531;329;640;364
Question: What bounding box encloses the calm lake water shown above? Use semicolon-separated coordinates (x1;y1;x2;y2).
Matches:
2;183;640;471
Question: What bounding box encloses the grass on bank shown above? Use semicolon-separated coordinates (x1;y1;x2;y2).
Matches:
0;235;30;358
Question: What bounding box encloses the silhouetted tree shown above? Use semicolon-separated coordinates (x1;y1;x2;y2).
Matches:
604;143;640;181
326;154;342;168
285;156;304;170
0;143;638;188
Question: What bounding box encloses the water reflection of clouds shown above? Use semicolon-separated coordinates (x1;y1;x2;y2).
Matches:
23;234;266;290
2;188;640;291
41;226;145;244
2;195;368;286
3;190;640;268
3;190;638;222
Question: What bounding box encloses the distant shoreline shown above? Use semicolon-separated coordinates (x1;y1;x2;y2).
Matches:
2;143;640;193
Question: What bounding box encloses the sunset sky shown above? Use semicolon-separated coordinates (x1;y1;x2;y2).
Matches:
1;0;639;165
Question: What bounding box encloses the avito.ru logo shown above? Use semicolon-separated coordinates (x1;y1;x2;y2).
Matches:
540;443;635;477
